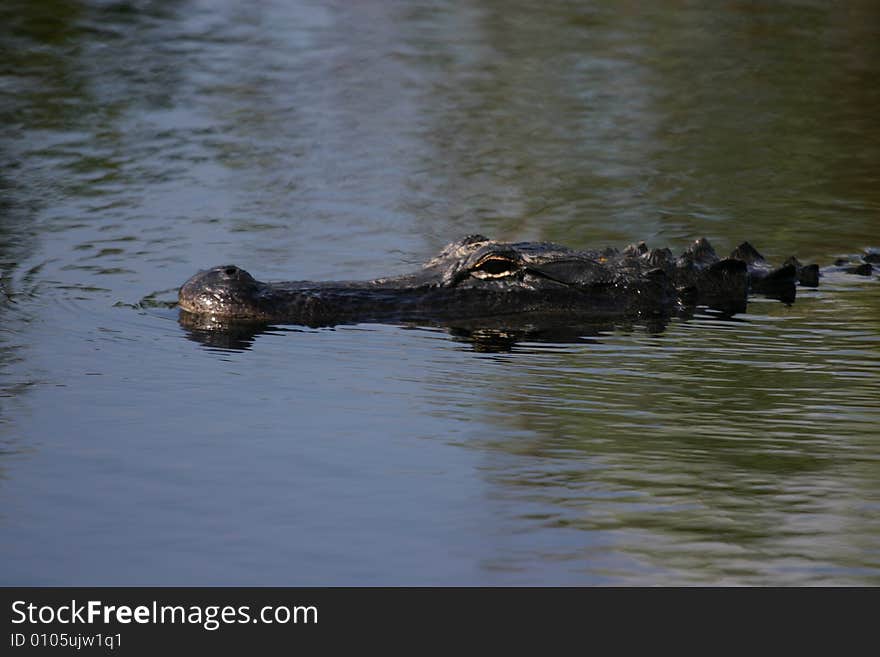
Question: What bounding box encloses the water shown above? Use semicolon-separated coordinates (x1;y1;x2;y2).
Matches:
1;0;878;585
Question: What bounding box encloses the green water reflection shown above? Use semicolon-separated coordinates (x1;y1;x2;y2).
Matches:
466;290;879;583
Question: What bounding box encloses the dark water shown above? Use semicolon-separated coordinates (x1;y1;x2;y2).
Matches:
1;0;879;585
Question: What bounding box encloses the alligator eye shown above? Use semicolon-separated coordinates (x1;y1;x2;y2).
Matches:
470;255;520;279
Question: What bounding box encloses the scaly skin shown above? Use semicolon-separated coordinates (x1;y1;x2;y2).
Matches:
177;235;873;327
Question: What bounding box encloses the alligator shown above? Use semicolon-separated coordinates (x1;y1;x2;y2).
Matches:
178;235;877;329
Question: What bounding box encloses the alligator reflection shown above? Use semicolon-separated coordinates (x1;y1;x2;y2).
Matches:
178;309;679;352
445;315;675;352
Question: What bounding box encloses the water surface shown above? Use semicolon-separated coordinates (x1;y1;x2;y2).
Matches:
1;0;878;585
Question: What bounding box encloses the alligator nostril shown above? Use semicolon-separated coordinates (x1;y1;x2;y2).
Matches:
223;266;238;277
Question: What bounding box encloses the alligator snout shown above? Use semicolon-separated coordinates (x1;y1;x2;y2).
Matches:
178;264;265;317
